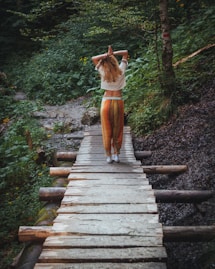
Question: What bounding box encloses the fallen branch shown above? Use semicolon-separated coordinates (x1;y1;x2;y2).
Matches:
173;43;215;67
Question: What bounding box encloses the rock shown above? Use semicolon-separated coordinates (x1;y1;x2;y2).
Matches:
13;91;27;101
81;107;100;125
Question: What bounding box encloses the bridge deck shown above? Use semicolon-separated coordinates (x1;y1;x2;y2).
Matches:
34;126;167;269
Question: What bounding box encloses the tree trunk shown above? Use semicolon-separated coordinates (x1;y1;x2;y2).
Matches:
159;0;176;97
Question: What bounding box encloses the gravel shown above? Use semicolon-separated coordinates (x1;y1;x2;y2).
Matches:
132;80;215;269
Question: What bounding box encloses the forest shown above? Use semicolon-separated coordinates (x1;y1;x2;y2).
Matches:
0;0;214;268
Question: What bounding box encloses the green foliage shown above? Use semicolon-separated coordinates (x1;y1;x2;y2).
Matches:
8;33;95;104
123;49;172;135
0;99;53;268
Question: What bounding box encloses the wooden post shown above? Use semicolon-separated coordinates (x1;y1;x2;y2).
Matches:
142;165;188;174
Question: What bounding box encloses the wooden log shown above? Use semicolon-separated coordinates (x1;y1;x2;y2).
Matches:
55;151;77;161
19;225;215;242
19;226;52;242
134;151;152;160
142;165;188;174
55;151;151;161
163;226;215;242
154;190;214;203
38;188;214;204
39;187;66;201
50;167;72;177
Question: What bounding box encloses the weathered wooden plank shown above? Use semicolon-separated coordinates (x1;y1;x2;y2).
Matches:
38;247;167;263
68;172;147;180
34;262;167;269
74;160;139;165
57;203;158;214
64;185;152;196
76;154;136;159
54;213;159;224
70;165;143;173
52;221;163;236
43;235;163;248
68;178;149;187
61;191;155;204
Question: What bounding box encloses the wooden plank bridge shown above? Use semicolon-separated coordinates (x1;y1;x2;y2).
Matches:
33;125;167;269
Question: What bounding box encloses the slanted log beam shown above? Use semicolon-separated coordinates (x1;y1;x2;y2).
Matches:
19;226;52;242
19;225;215;242
142;165;188;174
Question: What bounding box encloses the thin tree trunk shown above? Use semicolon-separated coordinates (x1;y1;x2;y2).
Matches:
159;0;176;97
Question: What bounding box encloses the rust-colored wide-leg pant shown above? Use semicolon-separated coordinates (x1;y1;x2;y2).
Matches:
100;98;124;156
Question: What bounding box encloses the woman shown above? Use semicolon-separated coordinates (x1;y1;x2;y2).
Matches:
92;45;128;163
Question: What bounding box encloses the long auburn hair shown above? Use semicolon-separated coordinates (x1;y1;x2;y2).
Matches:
100;55;122;82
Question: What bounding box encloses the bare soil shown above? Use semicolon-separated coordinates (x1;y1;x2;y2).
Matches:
132;79;215;269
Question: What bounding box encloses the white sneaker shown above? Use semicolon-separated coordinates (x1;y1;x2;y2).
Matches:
106;156;113;164
113;154;120;163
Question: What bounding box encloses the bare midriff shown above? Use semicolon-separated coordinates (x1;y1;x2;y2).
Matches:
104;90;122;97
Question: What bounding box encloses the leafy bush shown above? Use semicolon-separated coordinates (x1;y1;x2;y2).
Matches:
0;100;53;268
10;33;94;105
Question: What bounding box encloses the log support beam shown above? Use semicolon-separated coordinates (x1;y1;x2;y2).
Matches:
142;165;188;174
39;187;214;203
19;225;215;242
55;151;152;162
154;190;214;203
163;226;215;242
50;165;188;177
